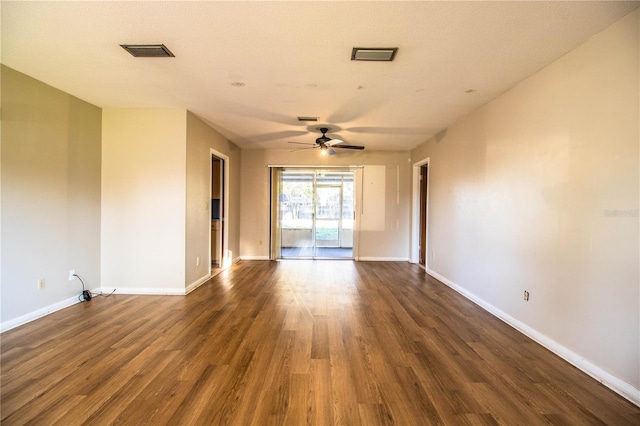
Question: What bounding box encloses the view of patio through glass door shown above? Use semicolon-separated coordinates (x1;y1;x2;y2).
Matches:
280;170;354;259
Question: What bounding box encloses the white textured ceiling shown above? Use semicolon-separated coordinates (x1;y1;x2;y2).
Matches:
2;1;638;151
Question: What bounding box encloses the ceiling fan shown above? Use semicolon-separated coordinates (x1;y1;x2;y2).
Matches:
288;127;365;155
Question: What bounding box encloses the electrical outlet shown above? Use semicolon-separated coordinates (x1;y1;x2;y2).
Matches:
69;269;75;281
259;240;263;246
196;256;200;266
37;278;45;290
524;290;530;301
431;251;435;260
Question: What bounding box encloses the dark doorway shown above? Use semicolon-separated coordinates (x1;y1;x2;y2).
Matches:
419;164;428;267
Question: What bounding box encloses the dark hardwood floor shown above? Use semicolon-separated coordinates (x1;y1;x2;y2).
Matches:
1;261;638;425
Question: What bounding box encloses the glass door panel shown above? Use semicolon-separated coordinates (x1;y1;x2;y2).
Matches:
315;186;341;248
281;172;314;258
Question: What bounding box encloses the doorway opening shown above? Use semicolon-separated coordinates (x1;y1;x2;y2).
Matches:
411;158;429;269
418;164;428;267
278;170;355;259
210;151;228;274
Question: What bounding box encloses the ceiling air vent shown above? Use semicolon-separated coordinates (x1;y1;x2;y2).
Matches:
297;116;318;122
120;44;175;58
351;47;398;61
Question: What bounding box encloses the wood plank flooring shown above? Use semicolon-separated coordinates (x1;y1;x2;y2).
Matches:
2;260;639;425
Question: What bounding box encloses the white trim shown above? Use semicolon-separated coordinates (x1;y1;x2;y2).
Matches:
185;274;211;294
1;288;99;333
426;268;640;407
357;257;410;262
104;287;186;296
410;158;429;265
239;255;270;260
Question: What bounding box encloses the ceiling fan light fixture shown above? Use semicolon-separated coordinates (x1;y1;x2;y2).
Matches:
120;44;175;58
287;127;364;153
351;47;398;61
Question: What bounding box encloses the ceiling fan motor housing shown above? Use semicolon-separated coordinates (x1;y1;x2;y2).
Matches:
316;128;331;145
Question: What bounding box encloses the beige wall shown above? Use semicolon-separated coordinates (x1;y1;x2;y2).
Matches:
102;109;187;292
185;112;241;285
239;149;412;259
412;10;639;397
1;66;102;326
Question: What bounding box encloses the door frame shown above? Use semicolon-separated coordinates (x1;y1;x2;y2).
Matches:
411;158;430;267
210;148;230;269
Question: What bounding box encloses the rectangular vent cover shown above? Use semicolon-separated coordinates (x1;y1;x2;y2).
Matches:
121;44;175;58
351;47;398;61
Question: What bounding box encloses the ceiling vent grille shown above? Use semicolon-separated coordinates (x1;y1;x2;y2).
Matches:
351;47;398;61
297;116;318;122
120;44;175;58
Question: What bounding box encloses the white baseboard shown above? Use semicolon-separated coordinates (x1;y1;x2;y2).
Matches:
1;288;99;333
426;268;640;407
357;257;410;262
185;274;211;295
239;255;270;260
102;287;186;296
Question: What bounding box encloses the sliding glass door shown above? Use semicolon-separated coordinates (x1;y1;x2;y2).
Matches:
279;170;354;259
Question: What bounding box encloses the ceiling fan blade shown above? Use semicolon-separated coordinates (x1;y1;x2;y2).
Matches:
290;147;316;152
333;144;365;150
327;138;344;146
249;130;309;142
